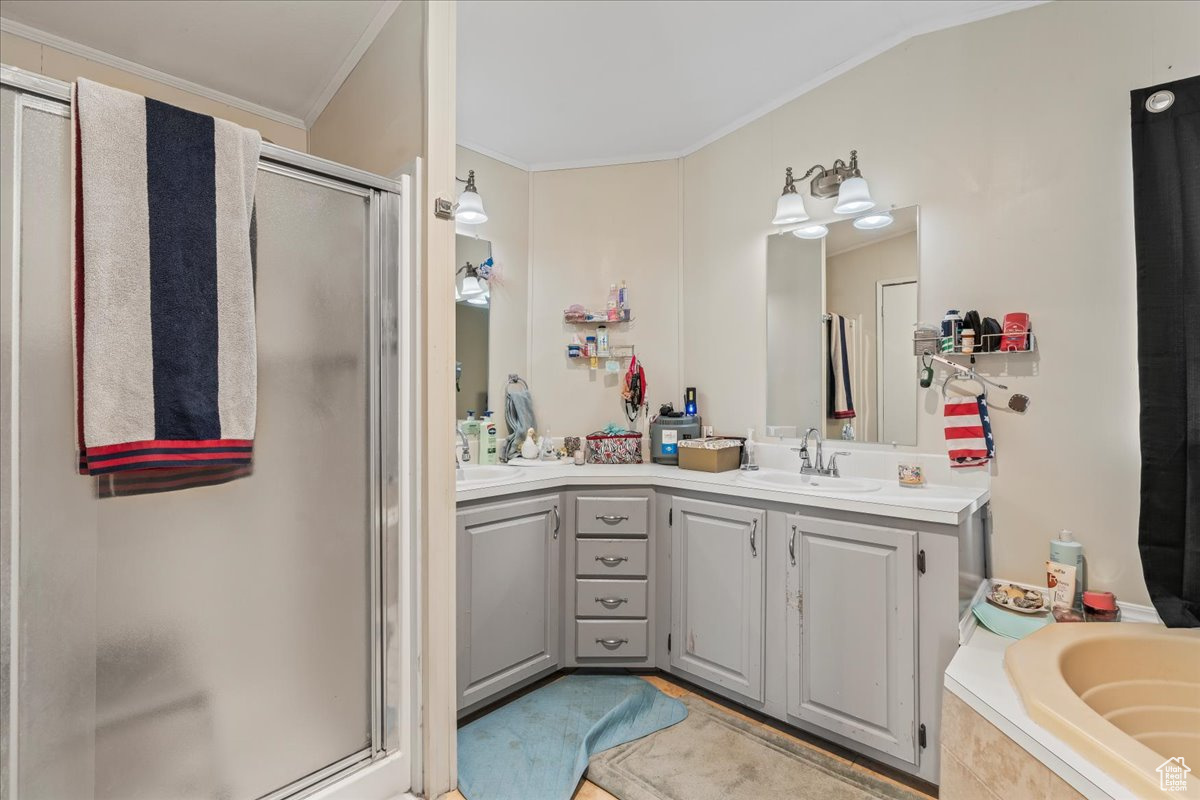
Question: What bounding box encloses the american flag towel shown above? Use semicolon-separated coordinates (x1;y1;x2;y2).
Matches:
944;394;995;468
73;79;261;476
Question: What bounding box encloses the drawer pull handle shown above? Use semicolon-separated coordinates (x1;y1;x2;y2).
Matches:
596;514;630;524
596;555;628;567
596;596;628;609
595;637;628;649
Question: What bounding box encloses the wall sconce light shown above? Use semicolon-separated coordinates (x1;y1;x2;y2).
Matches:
772;150;876;229
852;211;893;230
455;169;488;224
458;261;486;296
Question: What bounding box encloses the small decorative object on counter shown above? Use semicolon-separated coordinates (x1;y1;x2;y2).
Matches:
986;581;1047;614
678;438;743;473
585;429;643;464
520;427;540;460
898;463;925;487
563;435;581;456
573;449;585;466
1082;591;1120;622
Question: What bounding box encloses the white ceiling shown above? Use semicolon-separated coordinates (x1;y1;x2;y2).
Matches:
459;0;1042;170
0;0;399;127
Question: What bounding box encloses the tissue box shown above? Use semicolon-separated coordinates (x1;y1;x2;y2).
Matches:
678;438;742;472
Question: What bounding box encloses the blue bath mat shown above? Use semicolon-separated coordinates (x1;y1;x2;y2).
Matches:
457;674;688;800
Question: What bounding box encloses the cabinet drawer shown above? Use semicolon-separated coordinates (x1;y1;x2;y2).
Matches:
576;496;648;536
576;538;647;577
575;579;648;618
576;620;648;659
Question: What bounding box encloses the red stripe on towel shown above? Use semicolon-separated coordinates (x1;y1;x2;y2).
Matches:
943;403;981;417
86;438;254;456
944;426;986;439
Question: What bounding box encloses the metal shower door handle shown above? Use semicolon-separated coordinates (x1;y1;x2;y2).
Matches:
596;555;628;567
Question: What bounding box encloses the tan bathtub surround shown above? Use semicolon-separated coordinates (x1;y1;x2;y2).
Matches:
1005;623;1200;799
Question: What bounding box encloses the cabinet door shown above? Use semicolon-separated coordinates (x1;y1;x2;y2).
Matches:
670;497;766;702
457;495;561;710
785;514;917;762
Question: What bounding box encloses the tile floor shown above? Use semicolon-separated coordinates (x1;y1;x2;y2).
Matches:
446;672;938;800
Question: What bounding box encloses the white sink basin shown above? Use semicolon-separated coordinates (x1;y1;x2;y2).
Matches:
737;469;880;493
456;465;523;486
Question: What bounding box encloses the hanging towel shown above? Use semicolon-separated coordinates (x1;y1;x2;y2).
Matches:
73;79;261;475
944;394;995;468
827;314;856;419
504;381;537;462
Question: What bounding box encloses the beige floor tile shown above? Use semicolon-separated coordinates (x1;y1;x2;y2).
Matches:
573;780;620;800
1047;770;1088;800
637;673;691;698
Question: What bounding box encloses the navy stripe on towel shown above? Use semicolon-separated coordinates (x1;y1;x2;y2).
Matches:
145;98;221;440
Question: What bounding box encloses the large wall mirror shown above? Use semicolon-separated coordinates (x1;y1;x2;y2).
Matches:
766;206;919;445
456;234;492;419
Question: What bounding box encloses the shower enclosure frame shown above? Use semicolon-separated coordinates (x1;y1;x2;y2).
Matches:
0;65;418;800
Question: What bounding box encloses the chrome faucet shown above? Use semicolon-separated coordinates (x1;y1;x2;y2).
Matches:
455;425;471;466
791;428;851;477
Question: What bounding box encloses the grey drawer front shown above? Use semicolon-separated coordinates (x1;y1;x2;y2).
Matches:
576;620;648;658
576;497;649;536
575;579;648;618
576;538;647;577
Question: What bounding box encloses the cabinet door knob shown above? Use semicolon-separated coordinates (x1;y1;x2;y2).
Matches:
596;596;628;609
596;555;628;567
595;637;628;649
596;514;630;524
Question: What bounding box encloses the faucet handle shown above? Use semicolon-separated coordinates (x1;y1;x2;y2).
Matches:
827;451;851;476
791;446;811;468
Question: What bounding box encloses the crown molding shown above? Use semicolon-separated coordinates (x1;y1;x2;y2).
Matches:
0;16;307;130
303;0;400;128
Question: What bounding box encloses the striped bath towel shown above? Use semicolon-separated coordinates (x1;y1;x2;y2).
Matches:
73;79;261;475
944;394;995;468
827;314;856;419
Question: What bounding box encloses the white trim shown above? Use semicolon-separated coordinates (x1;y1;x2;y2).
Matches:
456;139;531;172
459;0;1047;173
303;0;400;128
0;17;307;130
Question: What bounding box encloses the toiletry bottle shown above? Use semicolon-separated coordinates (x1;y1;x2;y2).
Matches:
1050;530;1085;607
597;325;609;356
941;310;961;353
618;281;628;310
480;416;498;464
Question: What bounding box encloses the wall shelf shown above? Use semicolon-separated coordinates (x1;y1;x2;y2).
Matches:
563;312;634;325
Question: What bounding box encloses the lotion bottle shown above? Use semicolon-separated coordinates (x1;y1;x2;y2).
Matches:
1050;530;1085;607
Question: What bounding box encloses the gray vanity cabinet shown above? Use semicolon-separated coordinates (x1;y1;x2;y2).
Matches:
456;494;562;712
670;497;767;703
784;513;918;763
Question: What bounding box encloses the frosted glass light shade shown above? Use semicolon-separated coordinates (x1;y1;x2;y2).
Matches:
456;190;488;224
833;176;875;214
467;294;489;306
772;192;809;225
853;212;893;230
792;224;829;239
461;275;485;296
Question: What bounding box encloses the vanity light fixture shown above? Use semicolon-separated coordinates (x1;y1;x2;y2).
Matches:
466;293;489;307
455;169;488;224
852;211;894;230
458;261;486;297
791;223;829;240
772;150;876;225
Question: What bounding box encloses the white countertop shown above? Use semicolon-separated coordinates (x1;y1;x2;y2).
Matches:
456;461;989;525
945;612;1161;800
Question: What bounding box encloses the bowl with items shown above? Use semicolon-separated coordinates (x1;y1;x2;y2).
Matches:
987;582;1048;615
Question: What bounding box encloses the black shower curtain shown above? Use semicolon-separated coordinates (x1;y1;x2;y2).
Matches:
1132;75;1200;628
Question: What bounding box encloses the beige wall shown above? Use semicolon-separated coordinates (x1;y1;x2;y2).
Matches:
530;160;681;437
826;231;918;440
456;146;531;441
0;31;307;150
681;0;1200;603
308;0;425;175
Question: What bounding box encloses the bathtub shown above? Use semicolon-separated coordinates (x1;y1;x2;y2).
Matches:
1005;623;1200;799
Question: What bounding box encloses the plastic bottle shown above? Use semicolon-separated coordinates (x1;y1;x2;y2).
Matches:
480;415;498;464
607;283;619;321
1050;530;1085;607
618;281;628;310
